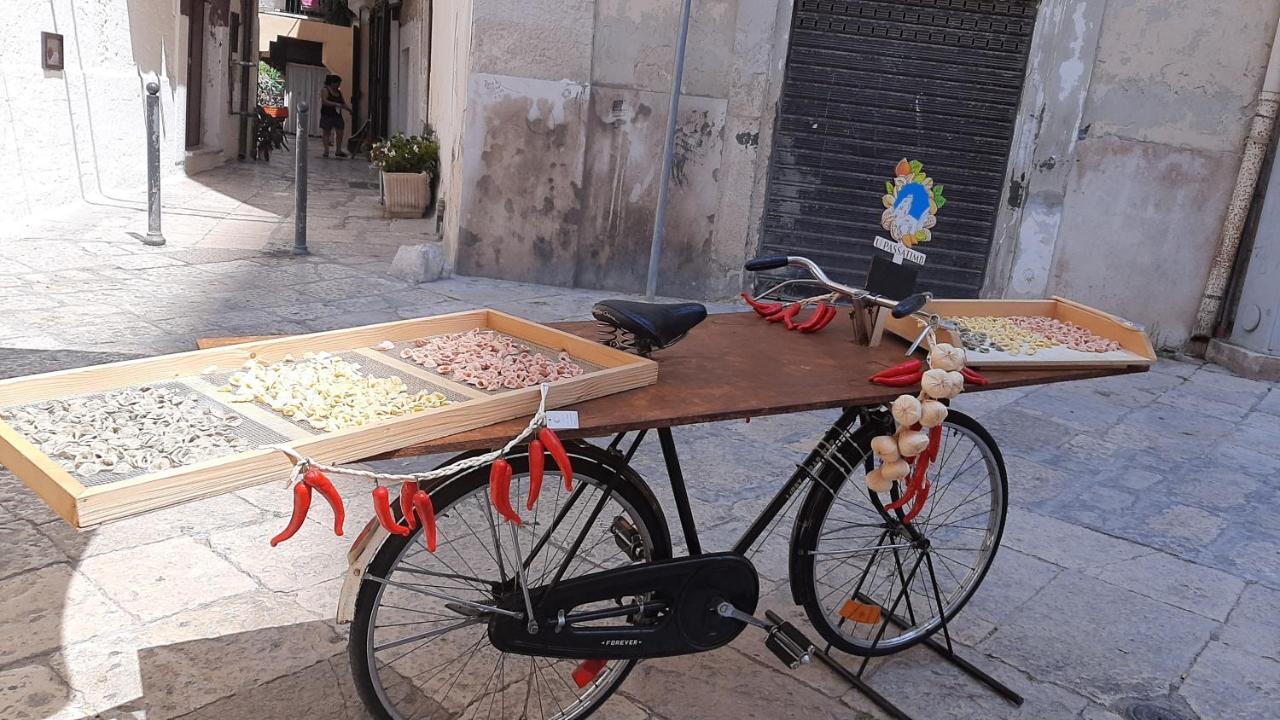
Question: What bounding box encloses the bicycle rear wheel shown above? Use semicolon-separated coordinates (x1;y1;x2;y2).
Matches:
791;409;1007;657
349;443;672;720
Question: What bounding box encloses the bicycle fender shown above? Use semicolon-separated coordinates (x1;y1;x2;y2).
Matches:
337;517;389;625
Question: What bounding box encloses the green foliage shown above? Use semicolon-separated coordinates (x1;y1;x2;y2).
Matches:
370;131;440;175
257;63;285;107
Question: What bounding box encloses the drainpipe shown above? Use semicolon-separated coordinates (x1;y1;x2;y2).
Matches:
1192;16;1280;342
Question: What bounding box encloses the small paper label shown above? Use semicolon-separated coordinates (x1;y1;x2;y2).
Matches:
874;236;926;266
545;411;579;430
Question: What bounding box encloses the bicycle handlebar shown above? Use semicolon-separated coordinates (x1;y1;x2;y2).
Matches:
745;255;935;322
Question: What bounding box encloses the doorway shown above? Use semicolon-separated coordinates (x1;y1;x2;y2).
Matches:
185;0;206;149
758;0;1040;298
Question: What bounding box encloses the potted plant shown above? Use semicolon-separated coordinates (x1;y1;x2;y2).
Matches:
257;62;286;118
370;131;439;218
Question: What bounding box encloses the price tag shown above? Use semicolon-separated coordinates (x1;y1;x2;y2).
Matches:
545;411;580;430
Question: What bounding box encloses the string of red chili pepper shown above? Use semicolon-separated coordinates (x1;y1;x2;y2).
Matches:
270;466;346;546
741;291;839;334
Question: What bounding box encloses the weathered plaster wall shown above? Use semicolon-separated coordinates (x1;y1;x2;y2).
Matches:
420;0;474;268
450;0;782;298
2;0;239;221
995;0;1280;348
455;75;590;286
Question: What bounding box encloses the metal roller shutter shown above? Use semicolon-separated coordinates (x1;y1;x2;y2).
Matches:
758;0;1039;298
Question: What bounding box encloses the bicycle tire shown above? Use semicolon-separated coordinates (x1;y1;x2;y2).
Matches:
790;409;1008;657
350;442;673;720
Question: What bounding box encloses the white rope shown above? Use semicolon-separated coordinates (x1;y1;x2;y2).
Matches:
267;383;552;487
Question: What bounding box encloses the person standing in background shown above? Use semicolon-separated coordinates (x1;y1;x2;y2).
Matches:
320;74;352;159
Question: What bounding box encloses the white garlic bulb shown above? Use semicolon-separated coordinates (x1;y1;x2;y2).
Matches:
891;394;922;427
880;459;910;481
928;342;966;372
920;399;948;428
866;467;893;493
871;434;900;461
897;430;930;458
921;368;962;400
947;371;966;394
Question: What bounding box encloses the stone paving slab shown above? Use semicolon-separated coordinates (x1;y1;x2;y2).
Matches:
980;570;1218;705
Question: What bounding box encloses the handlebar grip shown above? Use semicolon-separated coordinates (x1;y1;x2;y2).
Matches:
745;256;789;272
891;293;930;319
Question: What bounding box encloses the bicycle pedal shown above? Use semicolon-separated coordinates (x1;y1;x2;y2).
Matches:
763;610;815;670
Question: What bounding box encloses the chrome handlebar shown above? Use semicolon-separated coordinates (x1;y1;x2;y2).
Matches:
747;255;938;321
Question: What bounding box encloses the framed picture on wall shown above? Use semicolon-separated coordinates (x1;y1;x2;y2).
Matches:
41;32;64;71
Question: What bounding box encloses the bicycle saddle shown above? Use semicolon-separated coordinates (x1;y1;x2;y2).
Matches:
592;300;707;355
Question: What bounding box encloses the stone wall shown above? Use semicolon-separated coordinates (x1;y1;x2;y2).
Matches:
2;0;243;222
445;0;781;298
994;0;1280;349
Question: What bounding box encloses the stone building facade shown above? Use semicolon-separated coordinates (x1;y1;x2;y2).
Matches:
418;0;1280;349
3;0;256;221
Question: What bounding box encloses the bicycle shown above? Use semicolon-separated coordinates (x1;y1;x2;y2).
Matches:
346;256;1009;719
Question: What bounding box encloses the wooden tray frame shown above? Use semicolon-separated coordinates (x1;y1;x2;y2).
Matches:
0;310;656;528
883;296;1156;369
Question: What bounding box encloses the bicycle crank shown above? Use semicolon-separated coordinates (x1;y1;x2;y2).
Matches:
488;553;759;660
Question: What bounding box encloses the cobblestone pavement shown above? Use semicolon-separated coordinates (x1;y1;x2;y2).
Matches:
1;162;1278;719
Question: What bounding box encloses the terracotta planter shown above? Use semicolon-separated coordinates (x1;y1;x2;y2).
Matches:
262;105;288;119
381;171;432;218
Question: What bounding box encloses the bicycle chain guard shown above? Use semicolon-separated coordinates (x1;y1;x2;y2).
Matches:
488;553;759;660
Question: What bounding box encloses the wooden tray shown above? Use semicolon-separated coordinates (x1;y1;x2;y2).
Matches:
883;296;1156;369
0;310;656;528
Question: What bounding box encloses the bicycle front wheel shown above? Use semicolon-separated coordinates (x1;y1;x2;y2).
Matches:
349;443;672;720
791;409;1008;657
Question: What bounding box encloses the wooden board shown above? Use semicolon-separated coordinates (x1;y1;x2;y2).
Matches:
882;297;1157;369
358;310;1149;459
0;310;656;528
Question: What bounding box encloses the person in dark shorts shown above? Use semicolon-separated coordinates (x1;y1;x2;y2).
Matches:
320;74;352;158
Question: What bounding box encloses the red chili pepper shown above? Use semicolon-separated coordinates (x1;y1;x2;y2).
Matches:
526;439;545;511
801;305;838;333
539;427;573;491
766;304;799;324
270;480;312;546
870;372;923;387
412;489;438;552
740;292;783;317
928;425;943;462
489;459;520;524
794;302;827;332
572;659;609;689
960;367;989;386
903;477;932;524
372;486;410;536
400;480;418;530
871;359;924;381
884;455;929;511
784;306;804;330
883;475;918;512
303;467;345;537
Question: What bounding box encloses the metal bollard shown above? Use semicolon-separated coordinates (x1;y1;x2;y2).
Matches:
142;82;166;247
293;101;309;256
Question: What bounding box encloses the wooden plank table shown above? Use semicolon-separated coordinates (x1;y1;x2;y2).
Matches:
356;311;1147;459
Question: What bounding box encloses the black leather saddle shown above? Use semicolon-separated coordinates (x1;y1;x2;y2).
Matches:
592;300;707;355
